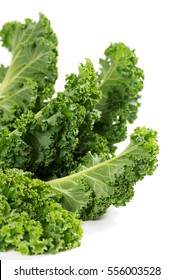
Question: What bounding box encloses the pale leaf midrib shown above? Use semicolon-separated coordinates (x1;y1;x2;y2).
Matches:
0;48;46;98
49;143;139;187
51;184;85;206
0;84;34;107
98;60;118;91
1;24;38;87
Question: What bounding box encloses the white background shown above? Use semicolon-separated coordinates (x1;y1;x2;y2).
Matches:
0;0;173;279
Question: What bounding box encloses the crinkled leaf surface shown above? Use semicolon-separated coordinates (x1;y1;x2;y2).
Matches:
95;43;144;150
0;168;82;255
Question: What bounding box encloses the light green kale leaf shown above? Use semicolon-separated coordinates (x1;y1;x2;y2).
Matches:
0;13;58;128
48;127;159;220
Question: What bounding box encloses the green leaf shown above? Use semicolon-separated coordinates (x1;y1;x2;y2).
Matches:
0;168;83;255
94;43;144;150
48;127;159;220
0;13;58;127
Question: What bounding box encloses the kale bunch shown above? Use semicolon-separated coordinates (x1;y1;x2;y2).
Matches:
0;14;159;255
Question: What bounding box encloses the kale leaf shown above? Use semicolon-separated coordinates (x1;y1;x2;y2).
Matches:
94;43;144;152
48;127;159;220
0;168;82;255
0;13;58;128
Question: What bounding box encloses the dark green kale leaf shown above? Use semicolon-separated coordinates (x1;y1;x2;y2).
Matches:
65;59;110;161
0;59;107;179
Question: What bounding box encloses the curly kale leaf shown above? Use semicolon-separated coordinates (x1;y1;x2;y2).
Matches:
0;169;82;255
65;59;110;160
27;93;86;178
0;13;58;128
0;59;106;179
48;127;159;220
94;43;144;152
